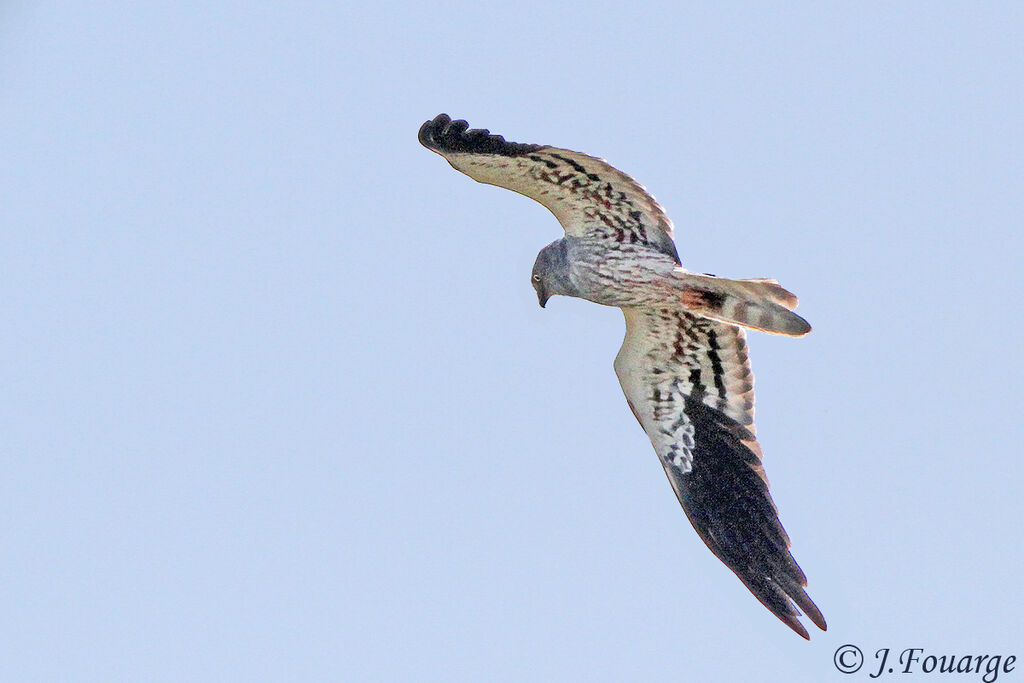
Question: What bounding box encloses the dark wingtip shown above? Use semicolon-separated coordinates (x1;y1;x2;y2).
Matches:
781;579;827;635
795;589;827;632
418;113;541;157
781;614;811;640
675;396;827;638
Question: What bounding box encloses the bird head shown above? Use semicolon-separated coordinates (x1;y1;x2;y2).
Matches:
531;239;576;308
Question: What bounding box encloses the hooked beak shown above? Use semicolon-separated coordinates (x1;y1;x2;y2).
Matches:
536;286;549;308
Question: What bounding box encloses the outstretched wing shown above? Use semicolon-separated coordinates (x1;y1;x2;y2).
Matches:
614;308;825;639
419;114;681;264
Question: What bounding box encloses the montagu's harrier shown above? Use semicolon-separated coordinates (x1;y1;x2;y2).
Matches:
419;114;825;639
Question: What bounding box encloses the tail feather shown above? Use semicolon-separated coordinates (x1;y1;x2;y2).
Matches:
672;273;811;336
738;278;800;310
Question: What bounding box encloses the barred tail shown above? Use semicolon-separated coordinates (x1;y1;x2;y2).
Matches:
672;273;811;337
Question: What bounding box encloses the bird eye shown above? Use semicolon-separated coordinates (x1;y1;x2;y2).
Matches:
532;274;542;282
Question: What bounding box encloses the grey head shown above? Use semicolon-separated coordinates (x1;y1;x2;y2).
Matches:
531;238;580;308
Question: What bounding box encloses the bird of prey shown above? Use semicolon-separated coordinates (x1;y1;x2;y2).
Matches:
419;113;826;639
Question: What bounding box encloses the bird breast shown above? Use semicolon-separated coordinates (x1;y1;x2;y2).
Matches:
568;241;680;309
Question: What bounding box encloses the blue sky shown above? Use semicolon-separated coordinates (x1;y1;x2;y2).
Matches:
2;2;1021;681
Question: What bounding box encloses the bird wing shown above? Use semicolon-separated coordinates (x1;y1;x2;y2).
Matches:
419;114;681;264
614;307;825;639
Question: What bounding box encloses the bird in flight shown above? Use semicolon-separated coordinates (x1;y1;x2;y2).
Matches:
419;114;825;639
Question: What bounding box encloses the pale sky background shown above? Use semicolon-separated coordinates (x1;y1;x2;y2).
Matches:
2;2;1022;681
